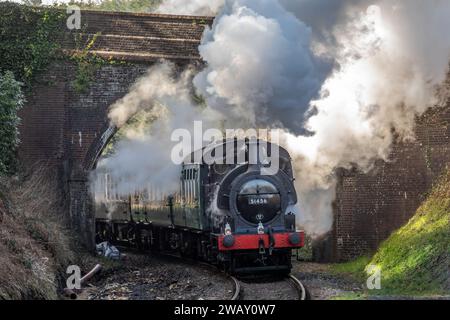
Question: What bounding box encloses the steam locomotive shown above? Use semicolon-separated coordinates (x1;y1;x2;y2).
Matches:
95;139;304;274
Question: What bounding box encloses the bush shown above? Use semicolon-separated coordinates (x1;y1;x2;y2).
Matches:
0;71;24;175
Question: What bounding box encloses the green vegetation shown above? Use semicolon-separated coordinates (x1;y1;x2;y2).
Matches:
369;170;450;295
0;3;63;174
296;235;313;261
0;2;65;88
330;292;367;300
332;169;450;296
0;72;24;175
0;2;131;175
331;255;371;281
65;0;161;12
70;31;127;93
0;2;127;94
70;32;104;93
102;108;159;156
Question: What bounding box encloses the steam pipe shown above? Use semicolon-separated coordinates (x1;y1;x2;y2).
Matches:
63;264;102;300
80;264;102;285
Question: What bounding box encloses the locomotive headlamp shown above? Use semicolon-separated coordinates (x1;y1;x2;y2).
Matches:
222;234;235;248
288;233;301;245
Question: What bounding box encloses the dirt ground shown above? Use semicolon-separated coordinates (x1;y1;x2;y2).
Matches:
292;261;450;300
78;253;234;300
74;251;449;301
238;276;300;300
292;261;365;300
77;253;364;300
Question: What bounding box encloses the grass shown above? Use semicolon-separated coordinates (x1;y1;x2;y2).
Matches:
296;235;314;261
0;165;77;299
332;169;450;297
331;255;371;280
330;292;367;300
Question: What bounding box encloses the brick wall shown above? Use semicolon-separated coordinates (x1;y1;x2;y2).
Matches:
329;103;450;262
60;10;213;62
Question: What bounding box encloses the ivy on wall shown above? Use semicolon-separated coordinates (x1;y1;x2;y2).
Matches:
0;3;65;89
65;0;162;13
0;71;24;175
69;31;127;93
1;2;132;94
0;3;65;175
70;32;105;93
0;3;129;174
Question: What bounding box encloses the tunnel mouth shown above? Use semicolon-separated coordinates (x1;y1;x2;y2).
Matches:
89;110;158;245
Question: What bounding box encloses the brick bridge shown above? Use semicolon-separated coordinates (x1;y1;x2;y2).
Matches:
18;10;450;260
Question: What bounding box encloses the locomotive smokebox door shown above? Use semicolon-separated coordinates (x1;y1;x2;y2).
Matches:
236;179;281;224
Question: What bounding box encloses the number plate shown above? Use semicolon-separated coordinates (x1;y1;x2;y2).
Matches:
248;197;268;205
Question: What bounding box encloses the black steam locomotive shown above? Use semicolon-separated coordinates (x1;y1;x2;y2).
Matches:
95;139;304;274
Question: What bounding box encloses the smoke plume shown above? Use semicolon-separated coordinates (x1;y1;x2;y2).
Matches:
282;0;450;236
96;0;450;237
192;0;332;133
96;63;223;196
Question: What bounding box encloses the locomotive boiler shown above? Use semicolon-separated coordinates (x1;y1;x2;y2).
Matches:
95;138;304;274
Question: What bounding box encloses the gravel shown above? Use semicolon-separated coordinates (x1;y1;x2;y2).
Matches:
79;254;234;300
292;261;364;300
77;255;449;300
238;277;299;300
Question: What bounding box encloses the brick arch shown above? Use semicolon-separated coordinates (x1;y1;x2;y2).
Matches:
82;123;117;172
69;122;116;251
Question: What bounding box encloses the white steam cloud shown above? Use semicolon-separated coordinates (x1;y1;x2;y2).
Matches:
96;0;450;238
283;0;450;236
193;0;331;133
96;63;223;195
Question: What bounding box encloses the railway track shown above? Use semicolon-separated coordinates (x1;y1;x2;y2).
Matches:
192;259;308;301
288;275;308;300
230;276;241;300
114;246;308;301
230;274;309;301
